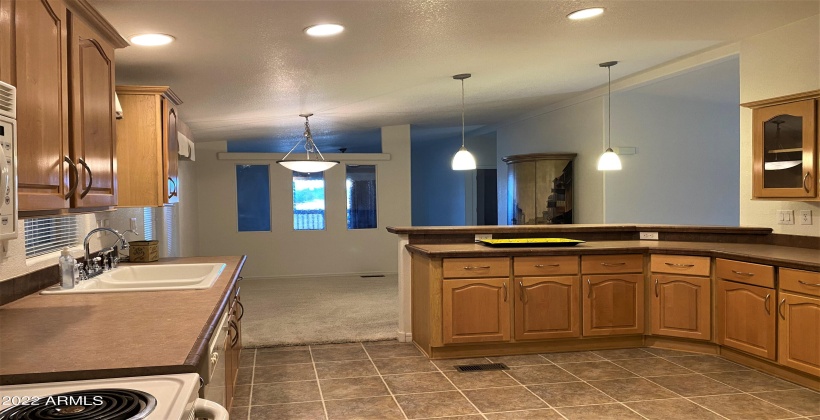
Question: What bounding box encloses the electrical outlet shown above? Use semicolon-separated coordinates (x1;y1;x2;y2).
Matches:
800;210;812;225
130;217;138;230
777;210;795;225
639;232;659;240
475;234;492;242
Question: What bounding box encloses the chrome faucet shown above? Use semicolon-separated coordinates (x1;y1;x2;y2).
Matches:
83;228;130;278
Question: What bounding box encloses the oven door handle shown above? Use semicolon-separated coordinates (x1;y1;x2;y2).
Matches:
193;398;229;420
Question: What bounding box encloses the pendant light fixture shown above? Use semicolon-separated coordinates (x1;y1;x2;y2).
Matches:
597;61;622;171
277;113;339;173
452;73;477;171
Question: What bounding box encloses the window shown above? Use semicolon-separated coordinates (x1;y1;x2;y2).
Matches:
143;208;154;240
236;165;271;232
24;216;80;258
293;171;325;230
346;165;377;229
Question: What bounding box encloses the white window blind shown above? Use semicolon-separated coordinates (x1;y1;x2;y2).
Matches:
24;216;80;258
143;208;154;240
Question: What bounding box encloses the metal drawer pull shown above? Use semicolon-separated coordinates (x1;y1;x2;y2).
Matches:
64;156;79;200
798;280;820;287
764;293;771;314
731;270;754;277
665;263;695;268
229;320;239;347
464;265;491;270
534;264;560;268
236;299;245;321
778;298;786;319
168;177;178;199
519;281;526;302
654;279;659;297
78;158;93;198
503;282;507;302
601;262;626;266
804;172;811;193
587;278;592;298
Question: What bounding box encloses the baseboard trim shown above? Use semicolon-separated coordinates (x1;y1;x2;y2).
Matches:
396;331;412;343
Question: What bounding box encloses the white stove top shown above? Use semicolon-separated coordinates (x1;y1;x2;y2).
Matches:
0;373;200;419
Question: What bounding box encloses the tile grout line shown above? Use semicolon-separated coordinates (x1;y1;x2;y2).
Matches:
700;374;807;418
361;342;410;420
308;345;330;420
430;356;490;420
555;360;651;420
498;362;570;419
238;348;256;420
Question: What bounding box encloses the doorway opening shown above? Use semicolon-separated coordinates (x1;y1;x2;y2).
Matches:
475;168;498;225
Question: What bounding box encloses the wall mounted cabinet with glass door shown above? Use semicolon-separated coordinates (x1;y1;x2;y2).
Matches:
743;90;819;200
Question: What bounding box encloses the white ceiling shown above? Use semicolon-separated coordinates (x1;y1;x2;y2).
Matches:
91;0;818;147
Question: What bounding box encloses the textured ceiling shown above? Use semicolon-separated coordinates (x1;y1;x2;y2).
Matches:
91;0;818;146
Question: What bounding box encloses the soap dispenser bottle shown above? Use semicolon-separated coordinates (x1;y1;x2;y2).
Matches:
59;248;75;289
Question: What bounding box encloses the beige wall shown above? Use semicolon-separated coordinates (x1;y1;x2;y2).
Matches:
739;15;820;235
194;125;412;278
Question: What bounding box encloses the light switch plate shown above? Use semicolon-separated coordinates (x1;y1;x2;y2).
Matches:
130;217;138;230
799;210;812;225
777;210;795;225
639;232;659;240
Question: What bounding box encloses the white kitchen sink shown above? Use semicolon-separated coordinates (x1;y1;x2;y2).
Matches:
41;263;226;294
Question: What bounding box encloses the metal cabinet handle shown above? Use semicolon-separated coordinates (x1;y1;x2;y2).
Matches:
464;265;491;270
665;263;695;268
804;172;811;193
168;177;178;199
503;282;507;302
798;280;820;287
601;262;626;267
519;281;526;302
764;293;771;314
229;320;239;347
778;298;786;319
534;264;560;268
731;270;754;277
235;299;245;321
64;156;79;200
78;158;93;198
587;278;592;298
654;278;659;297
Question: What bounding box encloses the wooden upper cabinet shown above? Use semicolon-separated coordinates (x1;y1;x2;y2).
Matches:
442;278;510;344
743;91;820;200
0;0;15;85
69;12;116;208
582;274;645;336
514;276;579;340
651;274;711;341
716;279;776;360
777;291;820;376
115;86;183;207
15;0;71;211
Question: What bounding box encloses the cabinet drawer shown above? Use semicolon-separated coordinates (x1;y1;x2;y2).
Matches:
650;255;710;276
581;254;643;274
514;256;578;276
443;257;509;278
716;259;774;288
780;268;820;297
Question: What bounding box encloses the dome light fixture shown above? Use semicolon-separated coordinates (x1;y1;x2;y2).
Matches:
304;24;345;37
277;114;339;173
129;33;175;46
597;61;622;171
452;73;477;171
567;7;605;20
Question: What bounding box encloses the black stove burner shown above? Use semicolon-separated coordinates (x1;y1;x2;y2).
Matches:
0;389;157;420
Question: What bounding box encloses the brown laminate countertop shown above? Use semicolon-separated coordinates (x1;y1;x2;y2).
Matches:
0;255;246;385
406;241;820;272
387;224;774;235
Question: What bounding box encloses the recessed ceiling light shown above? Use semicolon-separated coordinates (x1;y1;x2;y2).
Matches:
129;33;175;46
567;7;604;20
304;23;345;37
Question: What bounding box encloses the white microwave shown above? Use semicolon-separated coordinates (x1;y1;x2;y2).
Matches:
0;81;17;241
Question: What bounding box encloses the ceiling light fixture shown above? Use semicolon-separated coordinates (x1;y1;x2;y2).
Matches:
129;33;175;46
277;114;339;173
452;73;477;171
304;23;345;37
567;7;604;20
597;61;622;171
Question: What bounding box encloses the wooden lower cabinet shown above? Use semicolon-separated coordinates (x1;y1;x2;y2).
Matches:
650;275;711;340
777;292;820;376
582;274;644;336
442;278;510;344
717;279;776;360
514;276;580;340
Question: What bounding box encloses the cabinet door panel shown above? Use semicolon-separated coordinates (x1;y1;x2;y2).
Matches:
651;275;711;340
443;278;510;344
70;15;116;207
514;276;579;340
778;292;820;376
0;0;14;85
15;0;70;210
583;274;644;336
717;280;776;360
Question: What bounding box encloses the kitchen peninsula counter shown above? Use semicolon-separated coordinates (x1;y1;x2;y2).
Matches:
0;255;246;385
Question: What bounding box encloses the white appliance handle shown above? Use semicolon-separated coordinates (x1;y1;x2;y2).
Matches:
193;398;229;420
0;143;8;201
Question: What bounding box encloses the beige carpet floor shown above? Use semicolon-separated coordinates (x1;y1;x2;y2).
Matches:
240;274;398;347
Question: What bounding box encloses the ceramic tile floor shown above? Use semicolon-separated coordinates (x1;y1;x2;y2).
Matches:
229;343;820;420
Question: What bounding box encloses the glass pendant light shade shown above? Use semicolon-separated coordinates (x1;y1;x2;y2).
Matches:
597;148;622;170
452;146;477;170
277;113;339;173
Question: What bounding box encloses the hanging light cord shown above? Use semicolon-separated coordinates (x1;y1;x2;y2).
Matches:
460;78;466;147
606;64;611;150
